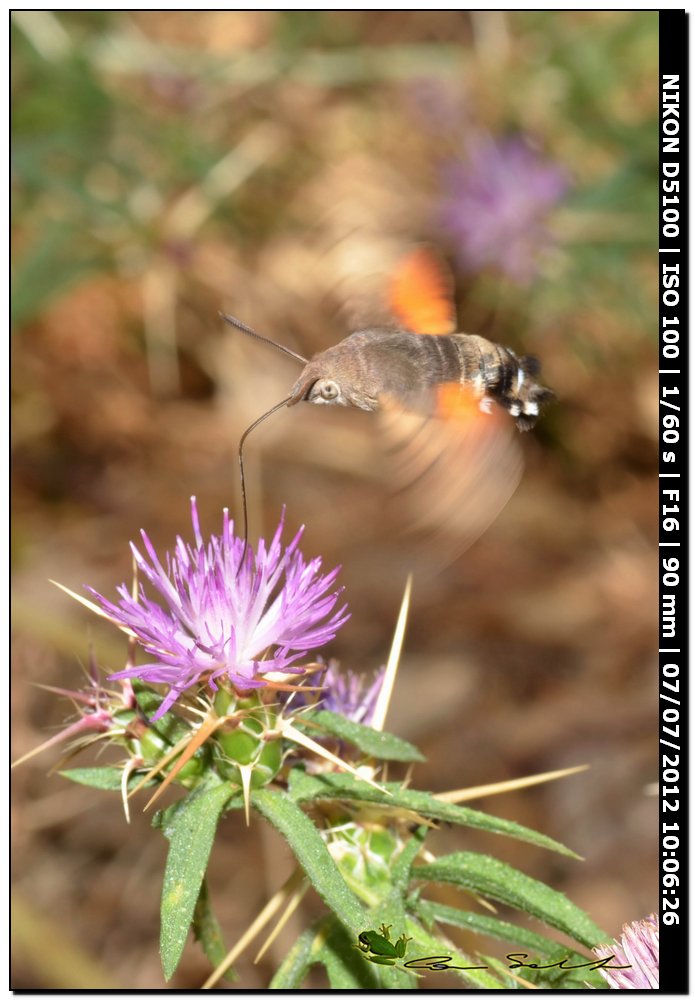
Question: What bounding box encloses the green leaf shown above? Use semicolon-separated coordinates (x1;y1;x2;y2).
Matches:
417;897;585;956
152;775;242;839
414;852;606;950
60;767;122;790
192;878;237;985
415;898;606;988
390;826;427;894
251;788;367;933
270;923;323;989
60;766;151;792
288;771;578;858
304;710;426;762
485;951;607;992
160;783;234;981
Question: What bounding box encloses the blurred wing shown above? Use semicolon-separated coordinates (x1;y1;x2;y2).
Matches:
388;246;457;335
378;384;523;558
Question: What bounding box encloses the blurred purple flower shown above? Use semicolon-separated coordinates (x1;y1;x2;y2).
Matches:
593;913;659;989
440;134;569;285
92;500;349;719
320;663;385;726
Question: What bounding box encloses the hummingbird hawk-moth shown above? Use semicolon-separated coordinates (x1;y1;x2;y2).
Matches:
224;247;554;561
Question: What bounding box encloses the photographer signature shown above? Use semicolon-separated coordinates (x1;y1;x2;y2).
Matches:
402;953;631;973
356;927;630;974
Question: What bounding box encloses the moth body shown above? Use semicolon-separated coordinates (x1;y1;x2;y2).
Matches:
287;327;553;430
226;246;554;565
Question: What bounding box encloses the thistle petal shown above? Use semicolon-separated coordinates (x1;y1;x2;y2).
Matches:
82;502;348;718
593;913;659;990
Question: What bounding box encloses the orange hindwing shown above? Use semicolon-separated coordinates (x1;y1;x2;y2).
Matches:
388;246;457;336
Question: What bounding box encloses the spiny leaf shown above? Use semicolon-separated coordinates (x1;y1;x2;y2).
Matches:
416;896;604;984
288;771;578;858
60;766;151;792
269;923;323;989
303;709;425;763
192;879;237;985
390;826;428;893
160;783;234;981
414;852;606;950
251;789;367;934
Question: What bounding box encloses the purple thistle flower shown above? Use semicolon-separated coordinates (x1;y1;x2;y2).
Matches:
320;663;385;726
90;500;349;720
440;133;569;285
593;913;659;989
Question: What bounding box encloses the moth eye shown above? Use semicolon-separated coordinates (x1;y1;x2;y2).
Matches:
320;380;339;400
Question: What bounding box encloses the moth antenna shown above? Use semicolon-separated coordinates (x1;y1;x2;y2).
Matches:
220;313;308;365
237;395;294;576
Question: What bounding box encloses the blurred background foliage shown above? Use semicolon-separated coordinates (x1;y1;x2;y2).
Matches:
12;11;658;990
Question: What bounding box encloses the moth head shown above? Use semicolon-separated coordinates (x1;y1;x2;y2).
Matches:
287;337;382;411
306;377;346;405
287;362;349;408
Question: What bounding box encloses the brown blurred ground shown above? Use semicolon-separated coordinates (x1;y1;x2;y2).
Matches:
12;11;658;989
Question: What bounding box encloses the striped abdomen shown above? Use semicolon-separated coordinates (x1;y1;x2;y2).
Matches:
449;334;554;431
